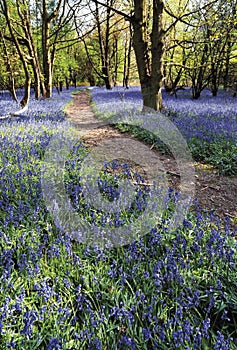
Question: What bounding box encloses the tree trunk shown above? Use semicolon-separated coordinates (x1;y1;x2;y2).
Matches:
21;75;31;107
123;20;132;89
32;69;41;99
66;77;69;89
192;86;201;100
132;0;164;111
89;76;95;86
30;40;47;99
150;0;164;110
73;76;77;88
141;81;163;110
112;36;119;86
191;43;208;100
24;1;47;99
95;0;113;90
42;1;53;98
1;31;18;102
14;0;46;100
2;0;31;107
102;66;112;90
123;42;127;88
223;40;232;90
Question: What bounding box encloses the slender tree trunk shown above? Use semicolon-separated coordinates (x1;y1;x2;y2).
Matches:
1;31;18;102
150;0;164;110
132;0;151;105
123;42;128;87
191;85;201;100
102;66;112;89
9;77;18;103
66;77;69;89
112;36;118;86
42;1;53;98
32;72;41;100
21;75;31;107
30;40;47;99
211;63;218;96
126;33;132;88
123;20;133;89
95;0;112;90
191;43;208;99
2;0;31;107
104;0;113;89
21;0;47;99
223;40;232;90
73;76;77;88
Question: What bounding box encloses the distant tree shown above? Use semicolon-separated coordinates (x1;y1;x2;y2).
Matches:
0;0;33;106
122;18;133;88
75;0;127;90
91;0;221;109
217;0;237;93
53;41;81;90
188;0;237;98
163;0;192;95
162;0;237;99
88;0;165;110
0;0;79;103
36;0;79;97
0;30;18;101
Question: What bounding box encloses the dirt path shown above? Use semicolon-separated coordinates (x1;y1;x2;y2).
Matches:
66;90;237;227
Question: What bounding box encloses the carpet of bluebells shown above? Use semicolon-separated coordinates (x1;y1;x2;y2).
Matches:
91;86;237;175
0;87;237;349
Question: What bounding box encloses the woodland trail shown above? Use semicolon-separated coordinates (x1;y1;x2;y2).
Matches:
65;89;237;228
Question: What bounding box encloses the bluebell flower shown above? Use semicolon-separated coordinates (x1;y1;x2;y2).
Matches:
221;310;231;322
214;331;231;350
6;338;15;349
118;335;136;350
20;310;38;337
34;279;56;302
142;327;153;341
88;337;102;350
193;329;202;349
201;318;210;338
46;337;63;350
172;328;184;347
182;320;193;342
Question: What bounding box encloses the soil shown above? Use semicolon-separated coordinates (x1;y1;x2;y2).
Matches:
65;90;237;229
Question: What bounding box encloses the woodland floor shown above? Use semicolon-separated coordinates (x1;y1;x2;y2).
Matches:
65;90;237;228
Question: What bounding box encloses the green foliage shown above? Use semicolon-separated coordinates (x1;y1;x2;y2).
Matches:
111;123;237;176
115;123;171;154
190;138;237;176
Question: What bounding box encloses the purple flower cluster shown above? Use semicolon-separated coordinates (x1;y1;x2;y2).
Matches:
0;87;78;120
0;87;236;349
91;86;237;143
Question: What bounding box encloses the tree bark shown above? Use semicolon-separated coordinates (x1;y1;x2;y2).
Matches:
42;1;53;98
1;0;31;107
21;75;31;107
150;0;164;110
95;0;113;90
190;43;209;99
1;31;18;102
123;20;133;89
223;39;232;90
132;0;164;111
16;0;47;99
